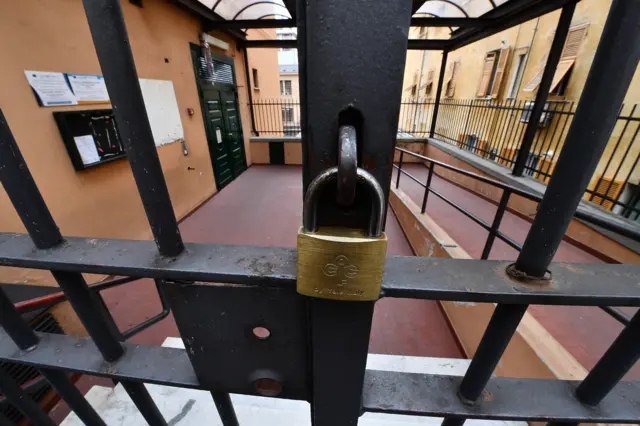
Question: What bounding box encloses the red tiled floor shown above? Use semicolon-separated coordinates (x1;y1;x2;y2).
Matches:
394;163;639;379
52;165;464;421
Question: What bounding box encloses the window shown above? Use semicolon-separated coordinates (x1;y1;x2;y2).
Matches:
476;47;511;98
282;106;293;123
423;69;434;96
445;62;460;98
506;49;527;98
280;80;292;96
523;24;589;95
252;68;260;89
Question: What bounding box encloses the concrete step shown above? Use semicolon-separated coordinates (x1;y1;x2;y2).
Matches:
61;337;526;426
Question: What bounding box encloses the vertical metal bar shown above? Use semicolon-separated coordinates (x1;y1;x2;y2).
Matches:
430;51;449;138
440;304;528;426
243;47;259;136
0;288;38;350
421;162;435;214
82;0;184;257
0;289;107;426
0;412;13;426
0;110;62;250
211;392;240;426
588;104;633;201
299;1;411;425
41;370;108;426
0;90;168;426
481;190;511;259
396;151;404;188
462;99;473;138
0;114;124;362
120;382;166;426
512;2;576;176
0;371;56;426
448;10;640;420
575;310;640;405
515;0;640;277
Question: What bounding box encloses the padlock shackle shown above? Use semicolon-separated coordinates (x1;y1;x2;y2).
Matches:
303;166;385;237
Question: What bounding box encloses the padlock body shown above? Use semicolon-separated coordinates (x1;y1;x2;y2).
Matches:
297;226;387;301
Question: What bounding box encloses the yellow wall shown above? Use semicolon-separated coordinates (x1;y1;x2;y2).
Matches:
404;0;640;204
0;0;254;285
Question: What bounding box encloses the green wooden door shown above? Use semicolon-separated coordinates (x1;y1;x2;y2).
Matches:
191;44;247;190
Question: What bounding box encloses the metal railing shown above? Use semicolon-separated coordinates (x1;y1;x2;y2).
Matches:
397;98;640;219
393;146;634;325
250;97;301;136
0;0;639;425
251;96;640;220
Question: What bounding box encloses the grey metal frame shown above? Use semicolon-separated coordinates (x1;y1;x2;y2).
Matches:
0;0;639;426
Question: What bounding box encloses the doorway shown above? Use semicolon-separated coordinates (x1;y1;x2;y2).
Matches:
190;43;247;190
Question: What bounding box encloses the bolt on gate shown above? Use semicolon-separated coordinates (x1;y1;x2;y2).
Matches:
0;0;640;425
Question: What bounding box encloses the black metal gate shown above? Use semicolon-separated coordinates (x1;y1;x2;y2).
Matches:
0;0;639;425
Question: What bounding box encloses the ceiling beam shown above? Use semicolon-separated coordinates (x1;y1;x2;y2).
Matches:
282;0;296;20
450;0;574;50
244;39;297;48
244;38;450;50
174;0;246;39
205;18;296;29
207;17;493;31
411;17;495;28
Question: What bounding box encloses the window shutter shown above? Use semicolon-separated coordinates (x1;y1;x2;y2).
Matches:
477;53;495;97
561;24;589;60
524;25;588;93
591;176;623;210
427;69;435;84
446;62;459;98
490;47;511;98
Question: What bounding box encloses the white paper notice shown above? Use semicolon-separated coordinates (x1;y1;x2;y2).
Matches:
24;71;78;106
67;74;110;103
74;135;101;165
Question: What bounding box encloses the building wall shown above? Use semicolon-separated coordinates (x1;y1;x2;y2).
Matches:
0;0;253;286
404;0;640;207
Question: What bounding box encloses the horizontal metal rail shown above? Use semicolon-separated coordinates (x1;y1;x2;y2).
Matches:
2;233;640;307
394;146;640;242
1;329;639;424
363;370;640;423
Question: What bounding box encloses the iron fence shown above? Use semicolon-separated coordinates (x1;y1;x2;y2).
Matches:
397;98;640;219
252;96;640;220
394;146;637;324
1;0;639;425
250;98;301;136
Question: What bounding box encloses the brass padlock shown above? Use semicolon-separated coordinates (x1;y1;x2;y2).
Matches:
297;166;388;301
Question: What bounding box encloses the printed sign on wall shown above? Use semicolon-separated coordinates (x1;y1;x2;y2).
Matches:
24;70;78;107
67;74;110;104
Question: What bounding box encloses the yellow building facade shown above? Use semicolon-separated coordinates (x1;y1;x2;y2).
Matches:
402;0;640;214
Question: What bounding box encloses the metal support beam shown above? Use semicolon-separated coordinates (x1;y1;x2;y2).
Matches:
207;17;490;31
84;0;184;258
430;51;448;138
512;3;575;176
298;0;412;425
244;39;297;49
206;18;296;29
245;38;449;50
515;0;640;278
411;17;495;28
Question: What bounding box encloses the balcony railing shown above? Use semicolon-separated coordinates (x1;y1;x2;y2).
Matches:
393;145;636;324
251;97;640;221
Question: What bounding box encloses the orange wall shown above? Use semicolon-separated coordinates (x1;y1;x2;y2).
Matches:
0;0;249;285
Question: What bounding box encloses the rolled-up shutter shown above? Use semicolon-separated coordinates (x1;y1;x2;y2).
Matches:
490;47;511;98
477;53;495;97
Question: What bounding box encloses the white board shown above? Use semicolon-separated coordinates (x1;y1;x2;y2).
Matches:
139;79;184;147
